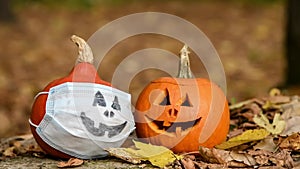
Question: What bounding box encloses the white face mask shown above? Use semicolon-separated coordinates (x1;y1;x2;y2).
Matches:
29;82;135;159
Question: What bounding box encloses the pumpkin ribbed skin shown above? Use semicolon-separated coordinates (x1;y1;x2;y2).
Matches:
30;36;111;159
135;46;230;153
135;77;229;153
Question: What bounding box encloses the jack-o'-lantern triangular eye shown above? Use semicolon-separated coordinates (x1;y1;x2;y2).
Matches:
159;89;171;106
181;94;192;107
93;91;106;107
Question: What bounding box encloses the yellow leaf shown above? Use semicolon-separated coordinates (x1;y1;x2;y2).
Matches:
107;140;182;168
253;112;285;135
216;129;270;149
130;140;182;168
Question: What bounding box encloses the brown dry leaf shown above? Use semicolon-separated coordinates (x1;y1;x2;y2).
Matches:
253;136;277;152
248;149;272;166
270;149;294;168
3;147;16;157
280;96;300;135
229;98;264;110
193;161;226;169
248;149;294;168
180;156;196;169
0;134;44;157
229;99;255;110
227;129;244;138
265;96;290;105
107;147;142;164
57;158;84;168
199;147;256;167
279;132;300;151
281;116;300;136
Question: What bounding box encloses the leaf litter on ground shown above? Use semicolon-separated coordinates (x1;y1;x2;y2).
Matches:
1;88;300;168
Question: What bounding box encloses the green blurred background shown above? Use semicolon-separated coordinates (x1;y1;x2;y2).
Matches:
0;0;295;137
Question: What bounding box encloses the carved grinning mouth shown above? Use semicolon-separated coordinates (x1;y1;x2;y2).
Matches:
80;112;127;138
145;115;201;137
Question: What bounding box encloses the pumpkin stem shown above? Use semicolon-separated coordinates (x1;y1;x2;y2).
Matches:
71;35;94;64
177;44;194;78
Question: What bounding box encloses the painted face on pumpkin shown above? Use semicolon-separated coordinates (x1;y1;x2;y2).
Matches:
80;90;128;138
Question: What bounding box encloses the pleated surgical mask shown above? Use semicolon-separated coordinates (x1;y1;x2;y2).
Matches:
29;82;135;159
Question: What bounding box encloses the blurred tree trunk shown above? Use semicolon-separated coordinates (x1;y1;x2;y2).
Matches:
286;0;300;85
0;0;14;22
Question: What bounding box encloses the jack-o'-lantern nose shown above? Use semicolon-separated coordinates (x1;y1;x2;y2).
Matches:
168;108;178;118
104;110;115;118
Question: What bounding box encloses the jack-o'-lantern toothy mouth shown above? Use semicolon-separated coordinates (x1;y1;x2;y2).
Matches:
80;112;127;138
145;115;201;137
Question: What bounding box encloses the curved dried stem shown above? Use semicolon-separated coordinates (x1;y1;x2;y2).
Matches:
71;35;94;64
177;44;194;78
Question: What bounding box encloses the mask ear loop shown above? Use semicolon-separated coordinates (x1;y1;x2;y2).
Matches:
34;91;49;100
29;91;49;128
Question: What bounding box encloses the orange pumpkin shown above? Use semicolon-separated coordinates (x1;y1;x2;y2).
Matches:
135;45;230;153
30;35;111;159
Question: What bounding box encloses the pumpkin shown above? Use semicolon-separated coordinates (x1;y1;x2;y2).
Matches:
134;45;230;153
30;35;112;158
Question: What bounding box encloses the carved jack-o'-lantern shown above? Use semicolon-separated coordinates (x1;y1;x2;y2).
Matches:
135;45;230;153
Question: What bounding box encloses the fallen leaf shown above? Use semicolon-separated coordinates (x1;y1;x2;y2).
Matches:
3;147;16;157
269;149;294;168
107;147;142;164
253;112;285;135
193;161;225;169
227;129;244;138
253;136;277;152
267;96;290;104
229;99;255;110
57;158;84;168
248;149;294;168
279;133;300;151
216;129;270;149
199;147;256;167
282;116;300;136
180;156;196;169
0;133;44;158
107;140;182;168
129;140;181;168
262;100;281;110
229;98;264;110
